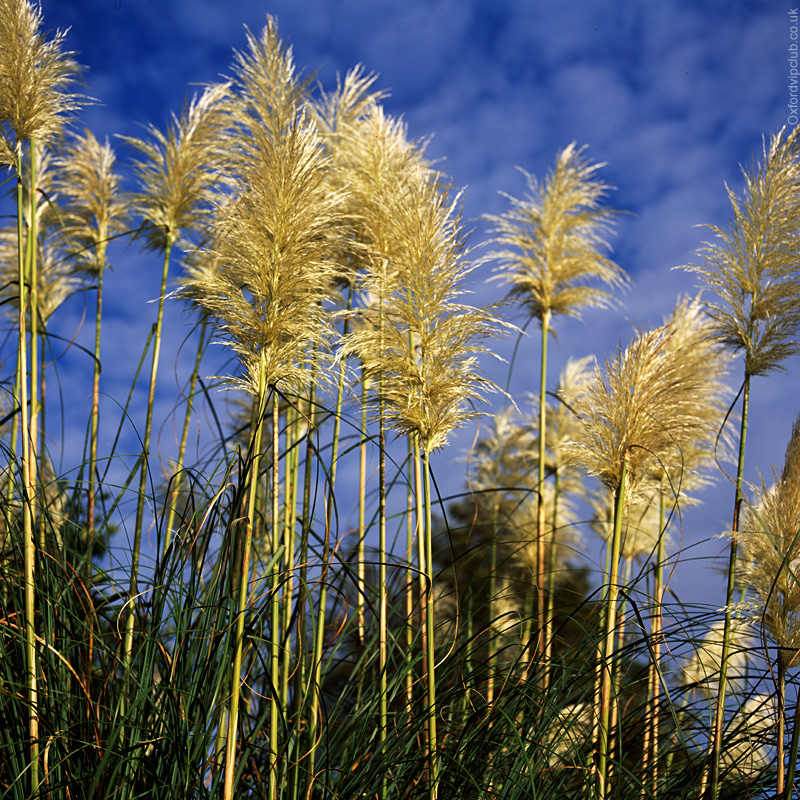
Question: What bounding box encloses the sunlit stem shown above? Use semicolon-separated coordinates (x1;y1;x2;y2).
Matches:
643;486;666;795
164;318;209;551
269;394;281;800
26;141;40;536
544;466;561;682
708;373;750;800
535;309;550;664
357;369;369;649
422;449;438;800
378;299;388;800
86;249;106;571
598;457;628;800
486;500;499;705
123;238;173;691
405;435;419;712
289;378;317;800
223;362;268;800
309;327;348;782
783;688;800;800
16;144;38;800
281;402;298;714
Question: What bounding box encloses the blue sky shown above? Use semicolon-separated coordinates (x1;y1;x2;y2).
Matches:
31;0;800;603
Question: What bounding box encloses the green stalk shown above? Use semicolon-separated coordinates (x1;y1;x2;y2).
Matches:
643;487;666;795
544;466;560;678
223;366;267;800
309;342;348;786
783;687;800;800
405;438;417;712
281;402;298;715
422;449;438;800
778;659;787;796
707;373;750;800
16;145;38;799
26;141;40;533
86;232;107;554
38;326;47;500
122;238;173;693
486;501;499;705
289;382;317;800
377;292;388;800
164;318;209;551
269;396;281;800
535;310;550;664
357;369;369;649
598;458;628;800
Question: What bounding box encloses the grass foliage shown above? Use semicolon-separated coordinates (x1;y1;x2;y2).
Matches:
1;3;799;799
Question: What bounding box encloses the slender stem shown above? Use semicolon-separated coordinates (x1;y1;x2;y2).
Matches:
422;449;438;800
27;141;39;534
16;145;38;800
536;310;550;664
357;370;369;650
644;486;666;795
164;318;208;550
269;397;281;800
309;335;347;785
783;684;800;800
778;659;787;796
405;438;417;712
281;403;298;714
289;383;317;800
377;293;388;800
122;239;173;698
223;366;267;800
708;373;750;800
86;262;104;567
486;502;499;705
544;467;560;677
598;458;628;799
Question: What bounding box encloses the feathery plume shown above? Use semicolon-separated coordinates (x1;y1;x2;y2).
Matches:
685;127;800;377
679;618;753;696
721;694;775;782
0;0;84;149
569;298;729;506
487;142;626;324
56;129;128;274
188;119;343;397
123;82;233;253
345;179;506;454
229;15;308;141
735;414;800;668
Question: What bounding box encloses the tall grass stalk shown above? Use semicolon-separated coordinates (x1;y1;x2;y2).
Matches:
597;460;627;798
56;129;126;557
163;318;209;549
122;239;172;683
421;448;439;798
222;373;266;800
707;377;749;798
25;141;39;525
487;143;624;666
684;127;800;800
15;142;38;799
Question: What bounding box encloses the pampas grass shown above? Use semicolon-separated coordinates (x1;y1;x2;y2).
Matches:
2;6;800;800
685;125;800;800
487;143;626;666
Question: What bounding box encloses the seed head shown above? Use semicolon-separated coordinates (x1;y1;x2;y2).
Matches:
0;0;84;149
685;127;800;377
735;413;800;667
487;142;627;325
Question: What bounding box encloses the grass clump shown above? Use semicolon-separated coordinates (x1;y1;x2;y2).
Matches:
1;5;799;800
